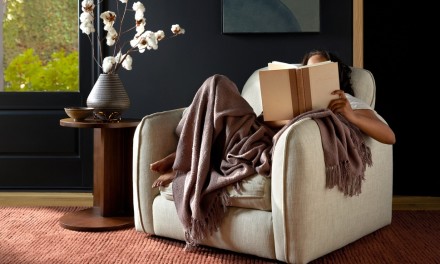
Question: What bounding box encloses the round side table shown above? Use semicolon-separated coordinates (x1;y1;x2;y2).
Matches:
59;118;140;231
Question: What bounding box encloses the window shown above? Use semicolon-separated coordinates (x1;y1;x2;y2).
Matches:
1;0;79;92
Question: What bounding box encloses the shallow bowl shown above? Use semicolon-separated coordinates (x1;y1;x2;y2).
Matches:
64;107;94;121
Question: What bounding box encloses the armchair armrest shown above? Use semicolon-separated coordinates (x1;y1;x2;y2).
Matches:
270;118;393;263
133;108;185;234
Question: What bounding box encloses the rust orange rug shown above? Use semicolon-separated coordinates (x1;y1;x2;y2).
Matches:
0;207;439;263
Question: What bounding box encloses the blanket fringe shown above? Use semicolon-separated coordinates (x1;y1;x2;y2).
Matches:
323;114;373;196
184;189;230;248
326;160;365;197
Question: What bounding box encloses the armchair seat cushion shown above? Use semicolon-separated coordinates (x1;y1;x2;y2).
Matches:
159;173;271;211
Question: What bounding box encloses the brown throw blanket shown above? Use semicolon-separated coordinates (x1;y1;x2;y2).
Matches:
172;75;275;250
171;74;372;250
273;108;373;196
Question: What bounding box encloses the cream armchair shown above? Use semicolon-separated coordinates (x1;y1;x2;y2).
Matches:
132;67;393;263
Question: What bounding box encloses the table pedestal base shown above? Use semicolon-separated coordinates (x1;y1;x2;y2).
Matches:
59;207;133;232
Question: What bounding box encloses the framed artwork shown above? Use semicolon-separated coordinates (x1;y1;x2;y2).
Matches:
222;0;320;33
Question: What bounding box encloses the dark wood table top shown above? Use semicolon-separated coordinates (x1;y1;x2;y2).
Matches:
60;118;140;129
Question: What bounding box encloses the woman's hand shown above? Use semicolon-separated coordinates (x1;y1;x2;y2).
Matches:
327;90;356;122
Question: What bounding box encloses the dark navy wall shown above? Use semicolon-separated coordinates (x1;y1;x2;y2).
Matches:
106;0;354;119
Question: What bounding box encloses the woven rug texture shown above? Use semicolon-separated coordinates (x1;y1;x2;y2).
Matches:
0;207;439;264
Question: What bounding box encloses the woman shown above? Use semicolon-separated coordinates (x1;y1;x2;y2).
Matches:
303;50;395;145
151;50;395;188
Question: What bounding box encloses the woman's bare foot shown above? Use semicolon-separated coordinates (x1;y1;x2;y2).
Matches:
150;152;177;188
152;170;176;188
150;152;176;174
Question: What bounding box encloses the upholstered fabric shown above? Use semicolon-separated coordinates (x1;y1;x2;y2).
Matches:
159;173;271;211
132;67;393;263
152;195;276;259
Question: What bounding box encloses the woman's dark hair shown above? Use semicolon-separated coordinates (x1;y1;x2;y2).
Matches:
301;50;354;95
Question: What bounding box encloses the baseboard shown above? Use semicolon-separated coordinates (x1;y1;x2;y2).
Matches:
0;192;93;207
0;192;439;210
392;196;440;210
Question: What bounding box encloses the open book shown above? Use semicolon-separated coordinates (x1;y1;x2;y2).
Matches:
258;60;340;121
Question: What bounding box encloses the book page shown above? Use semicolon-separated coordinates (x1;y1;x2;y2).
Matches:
268;60;332;70
268;61;301;70
298;60;332;69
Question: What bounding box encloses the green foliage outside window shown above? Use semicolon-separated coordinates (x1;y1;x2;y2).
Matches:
4;49;79;92
2;0;79;92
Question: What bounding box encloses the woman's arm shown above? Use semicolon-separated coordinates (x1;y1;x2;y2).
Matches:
344;109;396;144
328;90;396;145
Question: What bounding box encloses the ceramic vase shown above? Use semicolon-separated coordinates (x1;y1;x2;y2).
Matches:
86;73;130;121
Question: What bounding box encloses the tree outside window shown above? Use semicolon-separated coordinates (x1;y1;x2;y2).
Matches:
1;0;79;92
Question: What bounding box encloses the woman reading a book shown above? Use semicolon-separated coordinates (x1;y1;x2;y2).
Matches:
148;49;396;250
151;49;395;188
